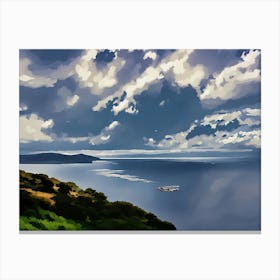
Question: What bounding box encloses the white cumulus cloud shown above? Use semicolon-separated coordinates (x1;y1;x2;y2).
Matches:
199;50;261;107
75;49;126;95
67;94;79;106
201;108;261;128
20;114;54;143
143;51;157;61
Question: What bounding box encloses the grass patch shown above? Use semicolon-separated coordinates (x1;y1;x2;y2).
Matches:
20;209;83;230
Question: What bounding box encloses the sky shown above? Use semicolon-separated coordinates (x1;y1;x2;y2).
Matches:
19;49;261;157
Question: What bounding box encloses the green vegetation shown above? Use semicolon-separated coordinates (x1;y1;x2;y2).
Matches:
20;170;176;230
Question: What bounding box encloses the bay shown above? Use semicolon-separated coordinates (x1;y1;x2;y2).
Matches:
20;157;261;230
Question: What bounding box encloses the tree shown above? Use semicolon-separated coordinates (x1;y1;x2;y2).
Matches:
57;182;72;194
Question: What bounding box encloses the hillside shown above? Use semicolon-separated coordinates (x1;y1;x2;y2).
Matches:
20;153;100;164
20;170;176;230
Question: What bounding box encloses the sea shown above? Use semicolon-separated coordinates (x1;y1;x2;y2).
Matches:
20;157;261;230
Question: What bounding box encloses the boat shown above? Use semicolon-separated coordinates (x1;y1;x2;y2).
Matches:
157;185;180;192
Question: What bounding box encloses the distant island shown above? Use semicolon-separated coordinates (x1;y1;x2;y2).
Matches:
20;153;100;164
20;170;176;230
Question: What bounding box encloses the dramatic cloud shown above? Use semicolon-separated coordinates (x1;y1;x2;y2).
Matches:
199;50;261;107
93;49;207;115
186;129;260;150
201;108;261;128
20;58;57;88
19;49;261;154
74;49;126;94
19;49;125;93
20;114;54;143
217;130;260;147
146;107;261;150
149;128;261;150
19;57;76;88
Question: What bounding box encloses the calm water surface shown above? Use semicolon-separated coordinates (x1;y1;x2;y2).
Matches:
20;157;261;230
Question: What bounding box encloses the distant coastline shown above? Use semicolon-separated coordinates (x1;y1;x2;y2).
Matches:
20;153;100;164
